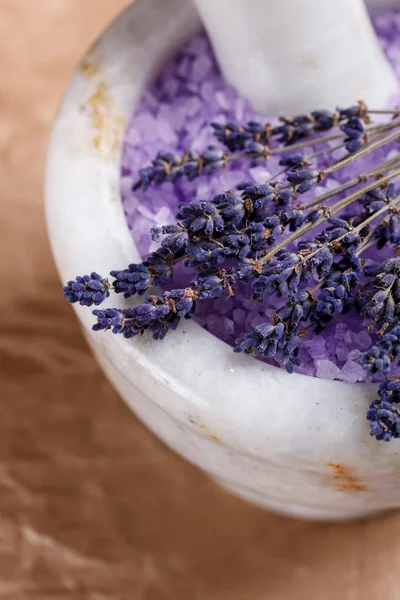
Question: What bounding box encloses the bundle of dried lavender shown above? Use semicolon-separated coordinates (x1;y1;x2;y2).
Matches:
64;102;400;441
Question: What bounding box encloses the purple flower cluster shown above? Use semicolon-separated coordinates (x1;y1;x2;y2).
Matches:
65;95;400;442
63;273;110;307
212;105;367;149
93;288;196;340
367;378;400;441
133;147;226;191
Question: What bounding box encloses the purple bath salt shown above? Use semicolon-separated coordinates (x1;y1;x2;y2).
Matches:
120;9;400;382
303;337;327;360
315;360;341;381
336;342;350;363
338;360;367;384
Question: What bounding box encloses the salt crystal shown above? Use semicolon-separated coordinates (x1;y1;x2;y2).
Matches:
241;296;257;311
343;329;353;345
264;308;275;319
348;349;361;361
196;181;212;198
307;338;327;360
186;82;200;95
334;322;348;340
137;203;157;220
177;56;192;79
160;59;177;81
223;318;235;336
315;360;341;380
124;127;141;146
216;91;231;110
121;144;139;169
353;330;372;350
135;113;159;142
219;170;243;190
192;127;214;151
123;196;139;216
244;311;260;330
157;118;178;144
250;314;266;329
186;35;210;56
232;308;246;325
249;166;272;181
201;82;214;102
158;102;172;120
191;55;212;82
300;362;318;377
209;112;226;125
141;90;159;111
217;297;233;315
326;335;337;355
235;97;246;121
185;118;204;139
154;206;174;225
335;342;349;362
164;79;180;100
120;176;133;199
338;360;366;384
132;219;151;246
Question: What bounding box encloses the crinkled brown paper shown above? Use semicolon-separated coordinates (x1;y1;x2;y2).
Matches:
2;1;400;598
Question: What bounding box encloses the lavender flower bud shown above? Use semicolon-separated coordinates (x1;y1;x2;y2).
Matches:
92;308;124;333
287;167;320;194
341;117;365;154
110;263;153;298
278;153;305;168
63;273;110;307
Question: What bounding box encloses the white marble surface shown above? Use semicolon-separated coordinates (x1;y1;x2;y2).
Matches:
46;0;400;520
194;0;398;115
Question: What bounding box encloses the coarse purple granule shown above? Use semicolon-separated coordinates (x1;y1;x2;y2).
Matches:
120;8;400;382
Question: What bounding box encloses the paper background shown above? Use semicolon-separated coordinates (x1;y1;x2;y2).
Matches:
2;1;400;598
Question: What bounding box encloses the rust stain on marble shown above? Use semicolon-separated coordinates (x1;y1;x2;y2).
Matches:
80;56;100;79
327;462;367;492
84;81;123;158
189;419;221;443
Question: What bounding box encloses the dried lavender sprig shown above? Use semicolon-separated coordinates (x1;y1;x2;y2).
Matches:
133;147;228;191
235;203;399;368
133;104;371;191
211;103;400;153
368;109;400;115
259;169;400;264
92;288;197;340
132;132;339;191
360;327;400;378
301;154;400;210
212;104;370;150
366;378;400;442
323;127;400;176
271;116;400;154
280;127;400;200
251;196;397;305
92;261;256;341
133;114;400;194
309;195;400;261
63;273;111;306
